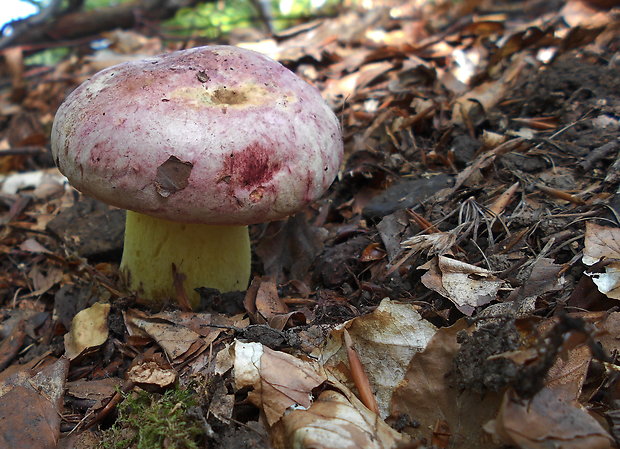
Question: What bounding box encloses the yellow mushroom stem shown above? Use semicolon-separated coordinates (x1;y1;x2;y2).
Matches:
120;210;251;307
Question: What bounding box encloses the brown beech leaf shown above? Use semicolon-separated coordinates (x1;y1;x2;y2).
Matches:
0;319;26;372
452;53;526;126
0;387;61;449
19;237;52;254
489;387;613;449
272;387;407;449
233;341;407;448
0;357;69;449
391;320;502;449
124;308;202;360
255;277;288;317
233;341;326;427
66;377;122;410
593;311;620;353
244;276;300;330
487;340;613;448
506;257;565;302
320;299;437;418
583;223;620;299
583;222;620;265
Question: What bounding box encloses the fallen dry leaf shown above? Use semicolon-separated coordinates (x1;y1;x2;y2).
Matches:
320;299;437;417
234;340;407;449
64;302;110;360
234;341;327;427
272;387;407;449
582;222;620;299
19;237;51;254
127;361;177;388
253;277;288;324
506;257;566;302
419;256;504;315
0;357;69;449
586;264;620;300
27;264;63;296
243;276;307;330
0;387;61;449
592;311;620;353
66;377;122;410
486;336;613;448
124;308;202;360
0;319;26;371
451;53;526;125
582;222;620;265
390;320;502;449
489;387;614;449
376;210;409;262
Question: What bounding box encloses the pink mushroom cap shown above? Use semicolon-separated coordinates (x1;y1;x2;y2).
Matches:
51;45;343;225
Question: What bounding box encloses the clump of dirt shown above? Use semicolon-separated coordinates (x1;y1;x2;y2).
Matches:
450;319;522;394
518;55;620;118
499;52;620;156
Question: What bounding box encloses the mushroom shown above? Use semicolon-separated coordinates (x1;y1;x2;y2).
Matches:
51;46;343;307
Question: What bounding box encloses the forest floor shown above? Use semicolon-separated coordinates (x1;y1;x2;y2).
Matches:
1;0;620;448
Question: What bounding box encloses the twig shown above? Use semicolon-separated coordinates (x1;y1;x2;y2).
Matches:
487;181;520;217
0;0;64;48
0;146;48;156
82;381;136;431
579;140;619;172
604;143;620;184
536;184;586;205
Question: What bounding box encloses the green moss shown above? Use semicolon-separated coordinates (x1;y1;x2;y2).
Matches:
25;47;70;66
100;386;204;449
164;0;341;38
165;0;255;39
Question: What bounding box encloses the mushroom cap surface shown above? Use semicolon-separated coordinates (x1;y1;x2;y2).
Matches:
51;46;343;225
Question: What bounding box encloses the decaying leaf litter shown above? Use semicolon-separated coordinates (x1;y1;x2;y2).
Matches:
0;0;619;447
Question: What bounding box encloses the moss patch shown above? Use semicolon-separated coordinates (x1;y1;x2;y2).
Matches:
100;386;203;449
